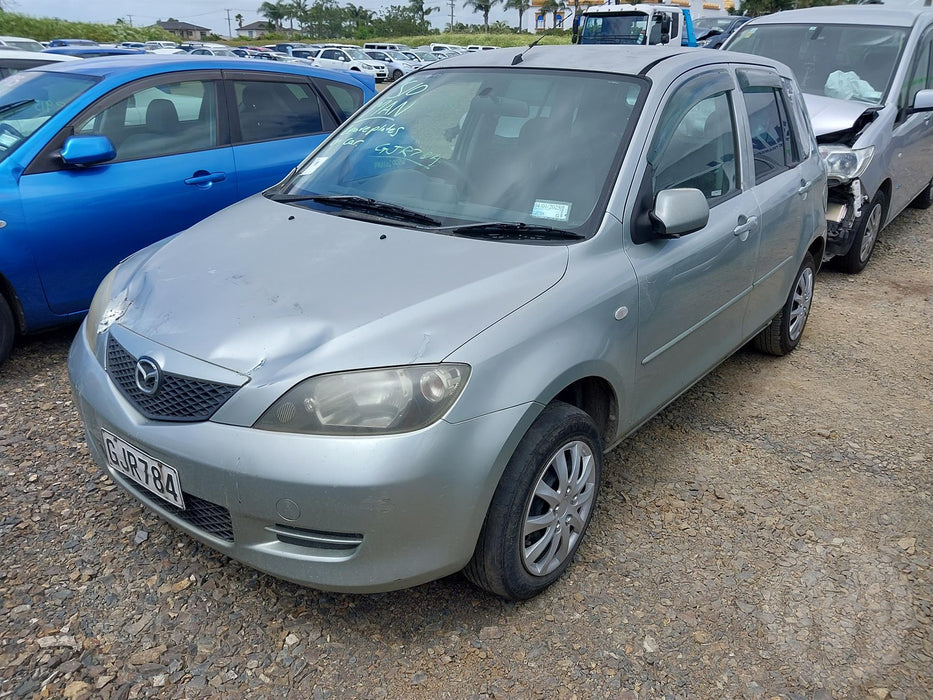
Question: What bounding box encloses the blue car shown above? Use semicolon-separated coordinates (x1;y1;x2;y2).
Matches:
0;55;375;363
43;47;148;58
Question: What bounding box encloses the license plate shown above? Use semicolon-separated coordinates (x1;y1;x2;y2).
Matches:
101;430;185;509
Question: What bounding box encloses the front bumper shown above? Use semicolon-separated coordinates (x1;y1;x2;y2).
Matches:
68;324;532;593
825;179;865;258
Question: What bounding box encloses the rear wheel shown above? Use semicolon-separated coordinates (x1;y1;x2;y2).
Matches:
465;401;602;600
837;191;884;274
753;253;815;357
0;295;14;366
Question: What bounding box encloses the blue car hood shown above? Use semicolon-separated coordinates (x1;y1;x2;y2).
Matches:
116;195;569;382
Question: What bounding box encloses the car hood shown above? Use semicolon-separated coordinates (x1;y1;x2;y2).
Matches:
803;93;878;138
115;195;569;383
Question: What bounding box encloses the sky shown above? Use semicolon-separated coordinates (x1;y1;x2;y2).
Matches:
12;0;525;39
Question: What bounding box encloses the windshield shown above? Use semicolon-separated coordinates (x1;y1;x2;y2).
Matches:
346;49;369;61
274;68;646;238
580;13;650;44
0;70;97;165
387;51;410;61
694;17;733;34
727;23;909;104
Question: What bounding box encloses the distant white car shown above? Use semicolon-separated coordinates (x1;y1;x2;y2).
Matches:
0;48;78;78
363;49;419;81
143;41;179;51
309;47;388;82
189;47;239;58
0;35;45;52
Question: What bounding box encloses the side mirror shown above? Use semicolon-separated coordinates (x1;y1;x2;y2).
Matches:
572;16;580;44
651;188;709;238
60;135;116;166
911;88;933;113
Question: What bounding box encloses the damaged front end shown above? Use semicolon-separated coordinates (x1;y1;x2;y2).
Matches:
813;108;879;259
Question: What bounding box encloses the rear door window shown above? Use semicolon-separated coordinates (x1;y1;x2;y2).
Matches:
232;79;328;143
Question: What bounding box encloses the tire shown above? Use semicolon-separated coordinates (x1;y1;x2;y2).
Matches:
464;401;602;600
0;294;14;366
392;69;403;81
837;190;885;274
909;178;932;210
753;252;815;357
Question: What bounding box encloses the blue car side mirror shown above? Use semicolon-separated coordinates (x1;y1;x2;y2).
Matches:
61;135;117;166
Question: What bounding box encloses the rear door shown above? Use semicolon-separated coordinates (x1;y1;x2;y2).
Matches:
224;70;345;198
890;24;933;214
19;71;234;315
738;67;824;335
625;67;761;424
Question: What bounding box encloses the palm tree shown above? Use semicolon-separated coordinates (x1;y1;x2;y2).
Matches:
235;13;244;27
540;0;558;29
258;1;287;31
463;0;500;32
503;0;530;31
407;0;438;28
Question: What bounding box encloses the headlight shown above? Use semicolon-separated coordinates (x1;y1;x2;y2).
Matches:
254;364;471;435
818;145;874;184
84;267;126;349
362;62;374;69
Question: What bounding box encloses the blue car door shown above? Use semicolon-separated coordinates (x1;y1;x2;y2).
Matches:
224;72;341;198
18;72;235;316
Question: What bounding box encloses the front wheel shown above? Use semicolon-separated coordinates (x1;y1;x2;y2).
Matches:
753;253;815;356
464;401;602;600
392;69;403;81
837;191;884;273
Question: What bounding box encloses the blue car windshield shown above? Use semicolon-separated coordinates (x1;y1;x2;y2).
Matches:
0;71;97;165
277;68;646;237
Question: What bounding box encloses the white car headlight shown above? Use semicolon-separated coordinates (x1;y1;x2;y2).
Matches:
255;364;471;435
818;145;874;184
362;62;374;69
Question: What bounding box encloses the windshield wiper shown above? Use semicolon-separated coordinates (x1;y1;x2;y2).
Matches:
443;221;585;240
268;193;441;227
0;99;35;116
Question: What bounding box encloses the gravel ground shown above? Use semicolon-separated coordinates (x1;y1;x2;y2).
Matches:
1;207;930;700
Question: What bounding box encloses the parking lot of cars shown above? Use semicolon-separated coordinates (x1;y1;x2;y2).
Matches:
0;14;930;696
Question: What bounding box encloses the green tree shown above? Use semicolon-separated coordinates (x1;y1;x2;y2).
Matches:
345;3;376;37
463;0;500;32
540;0;558;29
503;0;530;31
258;1;287;31
407;0;438;29
740;0;794;17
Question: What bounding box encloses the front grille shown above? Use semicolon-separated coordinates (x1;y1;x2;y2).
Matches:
123;478;235;542
107;337;239;422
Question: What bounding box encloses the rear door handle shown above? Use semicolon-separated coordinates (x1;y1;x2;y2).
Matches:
733;215;758;237
798;179;814;195
184;171;226;186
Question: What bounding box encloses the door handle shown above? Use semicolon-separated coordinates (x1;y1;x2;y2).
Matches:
733;215;758;237
184;171;226;186
798;179;813;195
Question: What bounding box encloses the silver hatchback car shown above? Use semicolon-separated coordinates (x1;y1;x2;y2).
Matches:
725;6;933;272
70;46;827;599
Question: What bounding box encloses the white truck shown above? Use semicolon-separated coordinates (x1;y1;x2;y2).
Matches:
572;2;699;47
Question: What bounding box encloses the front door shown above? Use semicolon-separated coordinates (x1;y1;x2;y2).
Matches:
625;68;760;424
19;73;236;316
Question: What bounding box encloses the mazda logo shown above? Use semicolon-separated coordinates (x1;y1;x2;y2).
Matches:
134;357;162;396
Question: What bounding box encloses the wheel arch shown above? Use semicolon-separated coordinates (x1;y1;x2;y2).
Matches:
0;271;24;333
